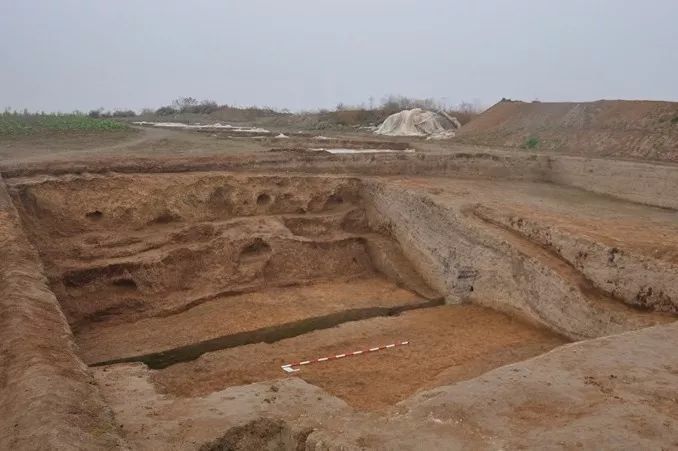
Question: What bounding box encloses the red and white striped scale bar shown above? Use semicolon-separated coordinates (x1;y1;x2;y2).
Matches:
281;340;409;373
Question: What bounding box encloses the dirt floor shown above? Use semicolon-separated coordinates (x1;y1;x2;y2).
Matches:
152;305;565;411
0;125;419;164
76;277;435;366
2;116;678;449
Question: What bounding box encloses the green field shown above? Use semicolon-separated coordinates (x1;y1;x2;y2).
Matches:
0;113;127;135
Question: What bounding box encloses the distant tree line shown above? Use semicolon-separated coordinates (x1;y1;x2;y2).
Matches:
6;94;485;121
88;109;137;118
334;95;484;115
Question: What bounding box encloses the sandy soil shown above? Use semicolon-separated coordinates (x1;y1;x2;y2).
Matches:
150;304;564;411
389;177;678;315
76;276;432;366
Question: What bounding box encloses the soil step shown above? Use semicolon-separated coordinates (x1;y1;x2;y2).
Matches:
468;205;674;338
78;276;442;368
473;204;678;313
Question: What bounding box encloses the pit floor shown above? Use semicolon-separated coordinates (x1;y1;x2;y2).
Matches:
77;276;433;365
9;170;675;446
150;304;565;411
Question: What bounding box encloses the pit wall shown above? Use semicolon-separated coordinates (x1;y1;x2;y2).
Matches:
11;173;364;234
548;155;678;210
4;148;678;211
0;176;126;450
0;150;551;182
361;179;663;340
8;174;378;329
474;206;678;313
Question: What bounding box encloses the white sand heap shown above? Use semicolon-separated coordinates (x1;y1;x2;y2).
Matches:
310;148;415;154
374;108;459;138
132;121;269;133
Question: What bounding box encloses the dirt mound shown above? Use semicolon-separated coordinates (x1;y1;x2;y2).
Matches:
457;100;678;162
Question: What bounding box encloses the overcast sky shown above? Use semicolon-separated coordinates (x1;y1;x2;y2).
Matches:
1;0;677;112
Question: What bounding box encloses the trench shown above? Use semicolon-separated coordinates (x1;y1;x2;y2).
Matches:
91;297;443;369
15;171;647;451
7;172;572;414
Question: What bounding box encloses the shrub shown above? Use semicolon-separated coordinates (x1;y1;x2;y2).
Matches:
524;136;540;149
112;110;136;118
192;100;219;114
155;106;177;116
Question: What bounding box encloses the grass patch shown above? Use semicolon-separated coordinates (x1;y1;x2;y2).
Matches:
523;136;539;150
671;116;678;124
0;112;127;136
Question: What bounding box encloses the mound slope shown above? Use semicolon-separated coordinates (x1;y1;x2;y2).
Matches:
457;100;678;162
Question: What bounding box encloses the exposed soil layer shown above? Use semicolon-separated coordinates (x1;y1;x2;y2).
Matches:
473;204;678;313
5;167;678;449
266;136;412;153
8;172;445;372
153;305;565;411
78;277;438;367
0;175;127;450
9;174;377;327
379;176;678;321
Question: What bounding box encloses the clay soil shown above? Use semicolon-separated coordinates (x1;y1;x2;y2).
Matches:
152;304;565;411
76;277;434;366
394;176;678;271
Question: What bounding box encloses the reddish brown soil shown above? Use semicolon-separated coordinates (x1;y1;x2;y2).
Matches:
457;100;678;162
497;204;678;264
153;305;565;411
76;276;430;365
395;176;678;263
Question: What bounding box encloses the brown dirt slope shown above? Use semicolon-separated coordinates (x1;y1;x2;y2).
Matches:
457;100;678;162
0;176;127;450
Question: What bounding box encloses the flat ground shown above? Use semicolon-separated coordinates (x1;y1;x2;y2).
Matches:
0;123;487;165
393;177;678;262
151;305;564;411
0;126;263;161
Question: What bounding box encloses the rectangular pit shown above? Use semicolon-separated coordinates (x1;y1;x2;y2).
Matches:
8;172;566;416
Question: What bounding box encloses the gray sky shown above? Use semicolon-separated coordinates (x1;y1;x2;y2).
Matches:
1;0;677;112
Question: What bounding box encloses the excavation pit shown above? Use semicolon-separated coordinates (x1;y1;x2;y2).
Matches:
3;99;678;450
7;171;574;445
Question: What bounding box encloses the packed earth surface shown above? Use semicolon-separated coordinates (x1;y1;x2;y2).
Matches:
1;100;678;450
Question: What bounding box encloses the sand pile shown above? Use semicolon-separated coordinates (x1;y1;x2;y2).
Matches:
375;108;459;138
